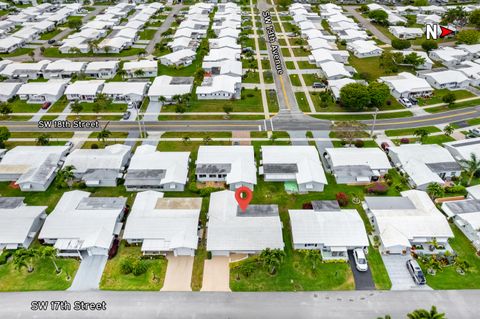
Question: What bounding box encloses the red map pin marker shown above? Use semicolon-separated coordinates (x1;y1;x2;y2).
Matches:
235;186;252;212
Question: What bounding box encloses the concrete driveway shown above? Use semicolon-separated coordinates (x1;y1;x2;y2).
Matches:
201;256;231;292
348;250;375;290
161;255;194;291
143;101;162;121
381;255;432;291
68;254;108;291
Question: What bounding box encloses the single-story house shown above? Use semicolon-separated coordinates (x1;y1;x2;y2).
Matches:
196;146;257;190
39;190;126;258
0;82;22;102
101;81;148;103
159;49;196;67
84;61;119;79
442;199;480;250
123;60;157;78
64;80;105;102
308;48;349;66
379;72;433;99
125;145;190;192
364;190;454;255
319;61;353;80
0;60;50;79
0;37;25;53
420;70;471;89
393;50;433;70
429;47;469;67
443;137;480;163
467;185;480;200
206;190;284;256
42;59;86;79
324;147;392;184
63;144;131;187
260;146;327;193
289;201;368;260
147;76;194;102
202;60;242;77
123;191;201;256
0;197;47;250
346;40;383;58
16;80;68;103
328;78;357;101
196;75;241;100
388;26;423;39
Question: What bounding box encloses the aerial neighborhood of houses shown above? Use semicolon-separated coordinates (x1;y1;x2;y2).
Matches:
1;0;480;316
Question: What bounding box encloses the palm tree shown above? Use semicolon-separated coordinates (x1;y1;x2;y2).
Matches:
376;316;391;319
13;248;37;272
259;248;286;274
133;69;145;77
58;165;75;189
459;153;480;185
302;250;322;271
97;128;112;146
203;136;212;145
117;69;127;80
158;96;167;105
28;51;35;62
38;246;60;274
36;134;50;146
427;182;445;199
443;124;454;136
414;128;430;144
407;305;445;319
0;102;12;119
70;100;83;117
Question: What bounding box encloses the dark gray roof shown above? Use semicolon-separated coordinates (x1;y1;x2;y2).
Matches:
196;163;231;174
311;200;341;212
263;163;298;174
237;204;279;217
444;200;480;215
0;197;24;209
365;197;416;210
426;162;462;173
334;165;374;178
125;169;166;180
77;197;126;210
170;77;194;85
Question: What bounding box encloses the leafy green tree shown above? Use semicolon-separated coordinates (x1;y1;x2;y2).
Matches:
38;246;60;274
70;100;83;116
443;124;454;137
28;51;35;62
469;9;480;29
368;9;388;25
413;0;428;6
368;82;390;108
340;83;370;111
57;165;75;189
459;153;480;185
413;128;430;144
117;69;127;79
421;40;438;52
427;183;445;199
68;18;82;31
407;305;446;319
404;52;426;67
0;126;10;148
120;257;135;274
456;30;480;45
379;51;399;74
132;259;148;276
133;69;145;77
442;6;468;26
175;104;185;115
223;105;233;117
0;103;12;118
36;134;50;146
302;250;322;271
391;39;411;50
442;92;456;106
237;259;256;278
13;248;38;272
259;248;286;274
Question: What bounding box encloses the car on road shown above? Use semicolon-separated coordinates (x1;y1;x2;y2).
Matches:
406;259;426;285
47;39;56;45
41;102;51;110
469;128;480;137
399;97;413;108
122;111;131;120
353;248;368;272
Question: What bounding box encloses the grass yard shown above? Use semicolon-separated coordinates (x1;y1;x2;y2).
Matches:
138;29;157;40
39;28;62;40
161;132;232;139
77;102;127;113
157;62;198;77
10;132;73;139
312;111;413;121
0;48;33;58
289;74;301;86
9;98;41;113
368;246;392;290
267;89;279;112
243;71;261;84
349;56;413;82
295;92;311;112
285;61;294;69
420;225;480;289
0;254;79;291
424;98;480;113
418;89;475;106
392;135;455;145
291;48;310;57
385;126;441;137
100;243;167;290
43;47;145;58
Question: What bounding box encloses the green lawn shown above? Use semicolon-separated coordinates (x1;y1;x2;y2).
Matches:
289;74;301;86
349;56;414;82
424;98;480;113
39;29;62;40
100;242;167;290
392;135;455;145
9;98;41;113
368;246;392;290
295;92;311;112
10;132;73;138
385;126;441;137
418;89;475;106
296;61;315;69
161;132;232;138
419;225;480;289
291;48;310;57
138;29;157;40
267;89;279;112
0;48;33;58
0;253;79;291
312;111;413;121
243;71;260;84
43;47;145;58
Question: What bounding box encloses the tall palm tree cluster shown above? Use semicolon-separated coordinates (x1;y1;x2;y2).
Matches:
13;246;61;274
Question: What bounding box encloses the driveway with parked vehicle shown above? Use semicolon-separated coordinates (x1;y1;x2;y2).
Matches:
348;250;375;290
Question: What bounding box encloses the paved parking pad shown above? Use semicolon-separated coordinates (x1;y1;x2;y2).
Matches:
201;256;231;292
161;255;194;291
68;255;107;291
381;255;432;291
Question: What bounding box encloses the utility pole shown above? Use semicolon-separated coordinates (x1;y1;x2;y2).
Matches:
370;107;379;138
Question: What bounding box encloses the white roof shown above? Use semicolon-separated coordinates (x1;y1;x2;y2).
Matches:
319;61;351;78
289;209;368;248
65;80;105;96
0;37;24;50
44;59;86;73
443;137;480;161
430;47;469;62
307;37;336;50
206;190;284;252
347;40;382;54
148;75;193;98
196;75;240;95
85;61;118;72
63;144;131;173
123;60;157;72
379;72;433;94
17;80;68;96
1;60;50;77
328;78;356;99
456;61;480;79
102;81;148;96
202;60;242;76
196;146;257;185
367;190;453;249
115;27;138;40
98;37;131;49
128;145;189;185
0;82;22;96
203;47;240;62
261;146;327;185
310;48;348;63
0;201;46;245
424;70;469;85
388;26;423;36
0;146;68;176
208;37;240;50
467;185;480;200
325;147;391;170
458;44;480;55
160;49;196;64
39;190;125;250
123;191;201;251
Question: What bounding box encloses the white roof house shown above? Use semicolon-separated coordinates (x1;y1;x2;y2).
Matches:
202;60;242;77
388;26;423;39
101;81;148;103
443;137;480;162
337;29;369;42
421;70;471;89
324;148;392;184
429;47;469;67
17;80;68;103
319;61;352;80
379;72;433;99
467;185;480;200
206;190;284;256
203;47;241;62
123;60;157;78
196;74;241;100
260;146;327;192
159;49;196;67
308;48;349;66
64;80;105;102
328;78;357;101
42;59;86;79
125;145;190;192
442;199;480;250
84;61;119;79
0;82;22;102
0;60;50;79
96;37;132;53
458;44;480;58
388;144;462;190
455;61;480;86
289;204;368;260
39;190;126;257
123;191;201;256
0;37;24;53
196;146;257;190
365;190;454;254
346;40;383;58
307;38;337;51
0;198;47;250
63;144;131;187
147;75;194;102
0;145;69;192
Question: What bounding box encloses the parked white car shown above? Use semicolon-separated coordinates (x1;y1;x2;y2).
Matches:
400;97;413;108
353;248;368;272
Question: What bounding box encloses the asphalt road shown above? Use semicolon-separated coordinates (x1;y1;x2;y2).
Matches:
0;290;478;318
